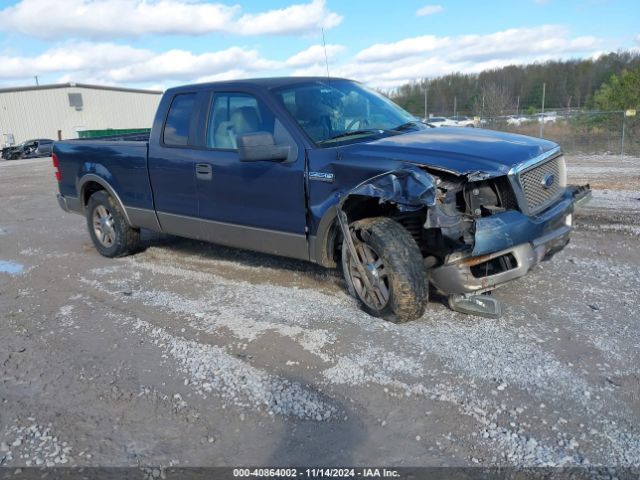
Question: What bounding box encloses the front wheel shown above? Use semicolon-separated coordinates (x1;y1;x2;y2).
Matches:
341;217;427;323
86;191;140;258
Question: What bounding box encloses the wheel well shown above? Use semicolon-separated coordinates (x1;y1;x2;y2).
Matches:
79;177;136;228
82;181;106;207
323;196;428;267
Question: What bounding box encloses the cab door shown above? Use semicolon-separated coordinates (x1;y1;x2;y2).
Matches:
148;91;202;235
189;89;309;260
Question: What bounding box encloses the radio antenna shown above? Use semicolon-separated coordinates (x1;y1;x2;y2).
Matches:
321;28;330;78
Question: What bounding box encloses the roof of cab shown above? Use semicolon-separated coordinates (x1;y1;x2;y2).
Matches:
165;76;353;94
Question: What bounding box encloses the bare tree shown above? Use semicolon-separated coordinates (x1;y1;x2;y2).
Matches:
476;82;514;118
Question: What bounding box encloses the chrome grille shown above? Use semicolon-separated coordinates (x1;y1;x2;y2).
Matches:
519;156;564;214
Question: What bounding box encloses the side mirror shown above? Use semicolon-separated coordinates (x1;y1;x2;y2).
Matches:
237;132;289;162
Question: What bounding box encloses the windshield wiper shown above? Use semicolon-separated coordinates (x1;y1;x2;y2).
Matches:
392;120;426;131
318;129;385;144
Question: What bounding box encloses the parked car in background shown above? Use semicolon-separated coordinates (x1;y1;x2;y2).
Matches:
0;145;16;159
427;116;476;128
1;139;54;160
507;116;529;126
534;112;558;124
450;115;476;127
426;116;458;127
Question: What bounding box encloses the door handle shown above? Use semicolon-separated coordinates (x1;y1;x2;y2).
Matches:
195;163;212;181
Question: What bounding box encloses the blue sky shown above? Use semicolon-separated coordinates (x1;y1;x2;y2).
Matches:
0;0;638;90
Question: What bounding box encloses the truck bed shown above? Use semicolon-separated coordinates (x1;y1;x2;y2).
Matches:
54;138;155;214
76;132;151;142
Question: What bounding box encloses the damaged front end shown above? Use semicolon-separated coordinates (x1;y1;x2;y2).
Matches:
336;151;591;317
428;152;591;298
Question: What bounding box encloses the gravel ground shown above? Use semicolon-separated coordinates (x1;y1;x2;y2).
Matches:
0;155;639;468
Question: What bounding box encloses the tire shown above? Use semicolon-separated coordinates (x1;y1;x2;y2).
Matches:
341;217;427;323
86;190;140;258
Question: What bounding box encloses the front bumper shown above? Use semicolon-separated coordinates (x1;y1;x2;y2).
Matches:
430;224;571;294
430;187;583;295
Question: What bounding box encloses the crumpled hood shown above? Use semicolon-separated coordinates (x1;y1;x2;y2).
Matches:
338;127;559;177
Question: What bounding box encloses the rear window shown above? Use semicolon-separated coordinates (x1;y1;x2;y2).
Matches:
163;93;196;146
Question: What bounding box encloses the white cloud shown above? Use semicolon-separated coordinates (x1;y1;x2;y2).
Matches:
0;0;342;39
355;25;599;65
356;35;445;63
108;47;280;83
0;25;609;90
320;25;604;88
235;0;342;35
0;42;152;79
0;41;345;86
285;44;345;67
0;42;280;85
416;5;443;16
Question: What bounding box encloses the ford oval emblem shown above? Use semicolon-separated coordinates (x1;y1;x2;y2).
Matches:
541;174;555;189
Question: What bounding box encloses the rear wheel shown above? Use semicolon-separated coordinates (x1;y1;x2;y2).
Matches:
86;190;140;258
341;217;427;323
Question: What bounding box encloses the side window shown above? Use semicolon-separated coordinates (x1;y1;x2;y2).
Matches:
206;93;275;149
163;93;196;146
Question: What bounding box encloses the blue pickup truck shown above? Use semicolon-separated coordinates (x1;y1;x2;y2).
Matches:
53;77;590;322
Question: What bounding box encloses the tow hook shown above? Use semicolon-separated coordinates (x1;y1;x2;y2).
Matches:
571;183;592;208
448;293;503;319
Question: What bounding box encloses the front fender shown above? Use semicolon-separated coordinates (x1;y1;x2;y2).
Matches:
337;164;438;212
310;165;438;267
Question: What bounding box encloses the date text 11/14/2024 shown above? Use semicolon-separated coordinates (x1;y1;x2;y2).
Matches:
232;468;401;478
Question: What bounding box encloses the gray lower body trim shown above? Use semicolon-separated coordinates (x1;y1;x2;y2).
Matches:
308;235;319;263
157;212;309;261
57;194;82;214
58;191;159;232
310;207;339;268
126;207;161;231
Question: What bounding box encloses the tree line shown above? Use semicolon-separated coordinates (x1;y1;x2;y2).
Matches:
390;50;640;117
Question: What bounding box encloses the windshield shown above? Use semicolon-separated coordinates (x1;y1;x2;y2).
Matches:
271;79;424;145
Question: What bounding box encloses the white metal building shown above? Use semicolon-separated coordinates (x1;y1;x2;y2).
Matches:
0;83;162;145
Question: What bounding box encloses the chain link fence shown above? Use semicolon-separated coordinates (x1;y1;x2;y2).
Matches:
409;109;639;156
480;111;639;156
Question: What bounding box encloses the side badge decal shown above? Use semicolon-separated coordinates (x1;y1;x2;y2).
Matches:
308;171;335;183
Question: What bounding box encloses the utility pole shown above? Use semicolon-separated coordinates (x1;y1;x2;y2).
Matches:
539;82;546;138
424;85;428;120
34;75;39;86
621;111;626;158
481;95;485;120
453;96;457;118
516;96;520;116
622;108;637;157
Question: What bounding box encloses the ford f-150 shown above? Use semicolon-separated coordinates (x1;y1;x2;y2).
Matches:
53;77;590;322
